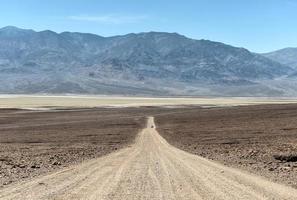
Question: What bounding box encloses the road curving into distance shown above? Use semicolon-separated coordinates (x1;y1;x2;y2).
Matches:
1;117;297;200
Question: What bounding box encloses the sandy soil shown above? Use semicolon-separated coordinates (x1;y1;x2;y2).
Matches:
1;117;297;200
155;104;297;188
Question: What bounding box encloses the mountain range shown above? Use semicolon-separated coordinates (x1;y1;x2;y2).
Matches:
0;26;297;96
263;48;297;69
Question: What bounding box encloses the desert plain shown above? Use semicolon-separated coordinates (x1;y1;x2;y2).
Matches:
1;96;297;199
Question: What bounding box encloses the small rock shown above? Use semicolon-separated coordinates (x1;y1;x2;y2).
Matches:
281;166;292;171
52;161;61;166
268;167;275;171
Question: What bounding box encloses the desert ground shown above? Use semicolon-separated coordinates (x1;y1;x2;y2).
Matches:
1;95;297;108
0;106;195;187
2;116;297;200
155;104;297;188
0;107;146;186
1;97;297;199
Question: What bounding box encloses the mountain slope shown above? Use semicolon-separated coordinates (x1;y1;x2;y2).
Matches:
263;48;297;69
0;26;295;96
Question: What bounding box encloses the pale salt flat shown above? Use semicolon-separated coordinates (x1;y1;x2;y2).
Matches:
0;95;297;109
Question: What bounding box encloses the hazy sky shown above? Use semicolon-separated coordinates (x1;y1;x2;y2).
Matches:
0;0;296;53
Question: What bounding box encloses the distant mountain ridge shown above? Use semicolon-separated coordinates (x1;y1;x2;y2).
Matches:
0;26;297;96
263;48;297;69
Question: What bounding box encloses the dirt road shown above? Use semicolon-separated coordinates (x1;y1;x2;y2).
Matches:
1;117;297;200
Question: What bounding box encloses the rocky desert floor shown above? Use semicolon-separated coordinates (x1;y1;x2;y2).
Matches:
2;116;297;200
1;104;297;195
0;106;193;187
0;107;146;187
155;104;297;188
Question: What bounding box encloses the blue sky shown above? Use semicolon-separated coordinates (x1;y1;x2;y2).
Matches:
0;0;296;53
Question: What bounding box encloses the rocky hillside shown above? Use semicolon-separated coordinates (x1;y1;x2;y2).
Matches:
263;48;297;69
0;26;296;96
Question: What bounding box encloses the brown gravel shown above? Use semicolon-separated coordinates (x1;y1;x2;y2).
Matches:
2;116;297;200
2;104;297;190
0;106;196;187
155;104;297;188
0;107;149;187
